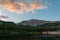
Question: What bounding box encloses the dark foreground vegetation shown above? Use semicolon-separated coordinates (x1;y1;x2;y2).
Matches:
0;20;60;40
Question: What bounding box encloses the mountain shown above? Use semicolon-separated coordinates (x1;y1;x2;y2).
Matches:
17;19;51;26
40;21;60;28
0;20;16;27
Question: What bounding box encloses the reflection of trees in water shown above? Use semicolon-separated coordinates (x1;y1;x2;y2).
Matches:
0;33;60;40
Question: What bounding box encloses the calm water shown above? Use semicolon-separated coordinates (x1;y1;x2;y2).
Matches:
0;34;60;40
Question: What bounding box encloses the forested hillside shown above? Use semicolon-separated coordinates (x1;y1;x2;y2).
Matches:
0;20;60;40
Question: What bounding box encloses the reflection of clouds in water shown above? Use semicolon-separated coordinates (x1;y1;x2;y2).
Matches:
42;31;60;34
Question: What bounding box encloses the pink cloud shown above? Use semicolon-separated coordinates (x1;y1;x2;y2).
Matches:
0;0;50;14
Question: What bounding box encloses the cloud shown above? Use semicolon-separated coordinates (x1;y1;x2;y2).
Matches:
0;0;50;14
0;15;8;19
0;13;8;21
18;2;30;12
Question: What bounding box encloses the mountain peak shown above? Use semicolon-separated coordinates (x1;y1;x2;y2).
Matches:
17;19;51;26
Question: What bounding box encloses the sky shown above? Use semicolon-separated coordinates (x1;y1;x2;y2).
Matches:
0;0;60;23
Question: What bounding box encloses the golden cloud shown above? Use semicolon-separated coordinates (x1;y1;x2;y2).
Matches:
18;2;30;12
0;0;49;14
